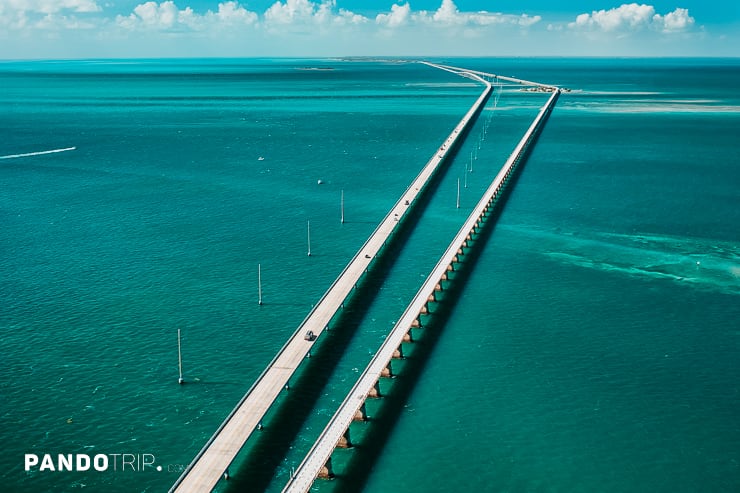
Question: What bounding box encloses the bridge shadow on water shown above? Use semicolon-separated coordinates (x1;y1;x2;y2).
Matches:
329;145;540;493
222;137;477;493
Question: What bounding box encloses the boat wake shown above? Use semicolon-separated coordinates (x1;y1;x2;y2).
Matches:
0;146;76;160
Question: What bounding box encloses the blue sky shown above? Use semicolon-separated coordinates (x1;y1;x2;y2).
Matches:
0;0;738;58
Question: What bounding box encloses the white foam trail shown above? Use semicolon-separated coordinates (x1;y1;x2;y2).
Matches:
0;146;76;160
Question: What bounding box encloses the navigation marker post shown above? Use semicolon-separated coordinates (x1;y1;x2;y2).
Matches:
258;263;263;306
307;220;312;257
456;178;460;209
178;329;184;385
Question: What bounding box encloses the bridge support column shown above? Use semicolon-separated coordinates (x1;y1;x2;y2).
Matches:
392;345;404;359
368;380;382;398
337;428;353;448
318;457;334;479
353;402;368;422
411;318;422;328
403;330;414;343
381;361;393;378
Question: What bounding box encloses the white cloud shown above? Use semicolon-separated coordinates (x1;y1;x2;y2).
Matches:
431;0;461;24
469;12;541;28
0;0;101;30
0;0;101;14
116;1;180;29
569;3;695;33
135;1;180;28
655;7;695;33
264;0;314;24
376;3;410;28
34;13;96;30
203;1;258;27
262;0;366;28
335;8;366;26
377;0;541;29
116;1;257;31
571;3;655;31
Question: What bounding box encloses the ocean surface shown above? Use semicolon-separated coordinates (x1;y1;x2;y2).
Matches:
1;58;738;493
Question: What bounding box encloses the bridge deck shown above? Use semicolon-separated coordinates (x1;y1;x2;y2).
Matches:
424;61;560;91
170;68;492;493
281;80;560;493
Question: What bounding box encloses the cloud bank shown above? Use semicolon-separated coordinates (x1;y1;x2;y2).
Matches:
115;1;257;31
569;3;695;33
108;0;545;33
0;1;713;57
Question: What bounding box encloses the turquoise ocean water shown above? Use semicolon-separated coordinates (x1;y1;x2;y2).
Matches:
1;58;738;492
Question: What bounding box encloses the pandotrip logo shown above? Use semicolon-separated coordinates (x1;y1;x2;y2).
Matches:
24;453;162;473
